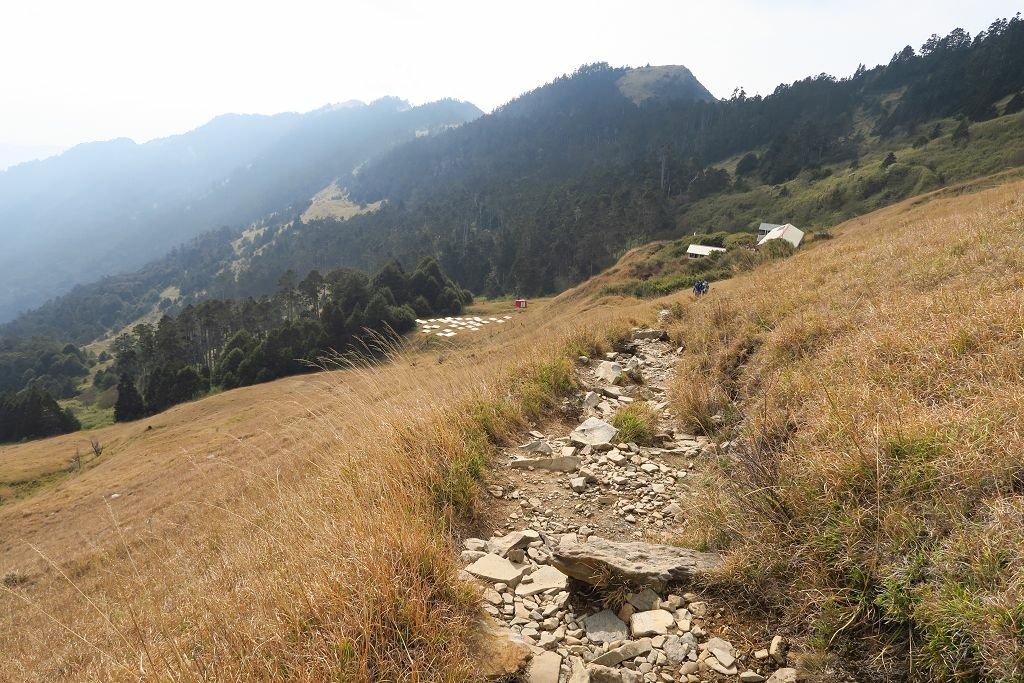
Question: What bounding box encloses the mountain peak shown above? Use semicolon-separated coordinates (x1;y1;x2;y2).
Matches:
616;65;715;104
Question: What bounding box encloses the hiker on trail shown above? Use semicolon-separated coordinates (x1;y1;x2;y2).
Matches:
701;280;710;295
693;281;702;297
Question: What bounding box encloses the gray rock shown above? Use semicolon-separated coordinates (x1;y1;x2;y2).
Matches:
627;588;661;611
510;456;582;472
769;635;787;664
537;631;559;649
570;477;588;493
740;672;767;683
551;535;721;591
767;668;799;683
570;418;619;447
582;609;628;644
489;530;536;557
591;638;652;667
629;610;674;637
568;656;591;683
662;634;692;664
707;656;738;675
632;329;667;341
583;391;602;408
706;637;736;668
595;361;624;385
528;650;562;683
465;554;526;585
464;538;488;552
587;664;640;683
461;550;487;564
515;565;569;596
521;440;554;455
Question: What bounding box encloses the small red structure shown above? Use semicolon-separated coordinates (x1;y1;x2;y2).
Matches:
514;299;529;309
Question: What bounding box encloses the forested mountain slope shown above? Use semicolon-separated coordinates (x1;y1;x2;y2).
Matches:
6;17;1024;348
247;19;1024;297
0;98;481;322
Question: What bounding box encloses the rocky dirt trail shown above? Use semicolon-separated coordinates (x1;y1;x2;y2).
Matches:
464;320;800;683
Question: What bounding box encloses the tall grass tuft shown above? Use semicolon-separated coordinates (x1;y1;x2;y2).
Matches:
610;402;661;446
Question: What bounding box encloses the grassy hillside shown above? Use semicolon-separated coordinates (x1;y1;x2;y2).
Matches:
0;297;644;681
570;112;1024;303
1;175;1022;681
662;178;1024;679
680;109;1024;234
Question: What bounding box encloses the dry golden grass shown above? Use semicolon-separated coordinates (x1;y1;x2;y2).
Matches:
7;172;1021;681
0;296;652;681
661;178;1024;680
300;181;383;223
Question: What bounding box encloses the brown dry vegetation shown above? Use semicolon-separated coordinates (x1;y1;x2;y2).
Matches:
0;300;645;681
3;175;1023;681
664;179;1024;680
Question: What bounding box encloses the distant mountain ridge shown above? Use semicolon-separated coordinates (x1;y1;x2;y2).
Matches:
0;143;65;171
5;19;1024;345
0;97;482;322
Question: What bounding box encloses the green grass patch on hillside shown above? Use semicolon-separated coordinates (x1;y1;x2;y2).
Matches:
678;110;1024;236
60;396;114;431
611;402;660;446
602;235;794;299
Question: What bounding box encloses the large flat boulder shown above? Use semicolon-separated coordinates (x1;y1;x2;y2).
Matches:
569;418;618;447
551;535;721;591
514;565;569;596
466;554;527;586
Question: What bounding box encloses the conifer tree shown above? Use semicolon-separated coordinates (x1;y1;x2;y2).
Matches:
114;374;146;422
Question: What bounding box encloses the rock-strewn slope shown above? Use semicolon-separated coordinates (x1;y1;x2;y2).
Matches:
465;324;798;682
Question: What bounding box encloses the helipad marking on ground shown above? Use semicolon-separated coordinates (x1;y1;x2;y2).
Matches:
416;313;522;338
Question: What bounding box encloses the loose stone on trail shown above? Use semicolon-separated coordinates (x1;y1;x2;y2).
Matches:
569;417;618;447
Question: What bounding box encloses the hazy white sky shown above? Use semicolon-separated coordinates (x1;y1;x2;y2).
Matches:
1;0;1019;147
